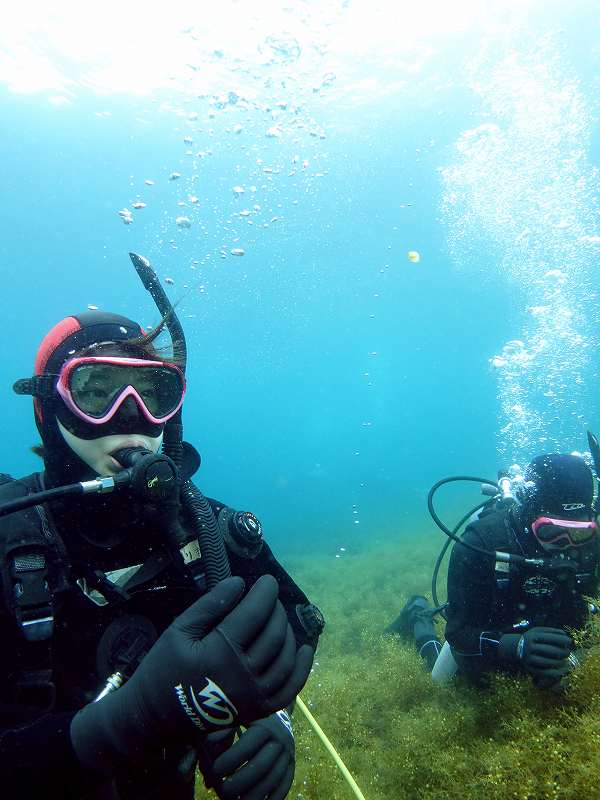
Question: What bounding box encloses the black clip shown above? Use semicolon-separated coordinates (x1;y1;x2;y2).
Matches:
10;550;54;642
12;374;56;398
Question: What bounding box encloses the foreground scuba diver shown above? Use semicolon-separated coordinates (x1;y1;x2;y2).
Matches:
387;453;598;689
0;254;323;799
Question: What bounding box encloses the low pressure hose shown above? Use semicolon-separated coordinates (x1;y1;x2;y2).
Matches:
427;474;558;575
431;496;495;612
180;480;231;588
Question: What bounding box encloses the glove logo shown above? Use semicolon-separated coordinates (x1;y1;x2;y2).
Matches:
174;683;205;730
276;708;293;738
190;677;238;727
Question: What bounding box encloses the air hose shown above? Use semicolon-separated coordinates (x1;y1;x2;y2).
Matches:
431;496;495;613
427;472;584;604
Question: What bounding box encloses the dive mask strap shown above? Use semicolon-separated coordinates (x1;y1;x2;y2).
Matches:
13;375;57;399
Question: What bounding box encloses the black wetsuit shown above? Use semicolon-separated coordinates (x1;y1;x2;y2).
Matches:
0;472;320;799
445;508;599;681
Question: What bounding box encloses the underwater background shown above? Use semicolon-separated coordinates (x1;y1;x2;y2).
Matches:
3;2;600;797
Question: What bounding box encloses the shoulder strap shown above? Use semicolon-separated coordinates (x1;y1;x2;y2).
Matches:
0;476;68;642
0;475;67;712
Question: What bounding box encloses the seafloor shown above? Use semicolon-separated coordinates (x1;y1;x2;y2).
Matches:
204;524;600;800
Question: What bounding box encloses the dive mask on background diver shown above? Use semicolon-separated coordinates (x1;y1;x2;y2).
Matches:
531;515;597;550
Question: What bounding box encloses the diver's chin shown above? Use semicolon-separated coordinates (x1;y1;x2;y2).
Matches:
57;421;163;478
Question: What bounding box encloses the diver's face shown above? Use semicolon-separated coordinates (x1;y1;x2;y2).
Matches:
53;347;167;476
57;419;163;477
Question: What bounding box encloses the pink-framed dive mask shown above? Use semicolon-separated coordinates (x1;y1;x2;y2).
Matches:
55;356;186;425
531;515;597;549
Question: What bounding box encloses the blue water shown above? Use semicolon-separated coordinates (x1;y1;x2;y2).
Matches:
2;1;600;555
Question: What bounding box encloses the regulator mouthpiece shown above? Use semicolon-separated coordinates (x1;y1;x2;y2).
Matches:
112;447;179;501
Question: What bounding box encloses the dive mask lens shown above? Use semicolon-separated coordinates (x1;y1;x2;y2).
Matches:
531;516;597;548
58;357;185;424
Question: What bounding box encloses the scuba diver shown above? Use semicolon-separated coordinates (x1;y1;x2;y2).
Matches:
386;452;599;689
0;253;324;800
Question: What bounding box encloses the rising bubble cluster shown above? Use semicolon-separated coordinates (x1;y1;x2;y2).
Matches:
442;38;600;461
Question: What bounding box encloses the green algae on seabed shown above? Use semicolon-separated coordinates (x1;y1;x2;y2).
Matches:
275;532;600;800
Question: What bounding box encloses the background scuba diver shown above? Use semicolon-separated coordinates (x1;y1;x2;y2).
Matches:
0;264;323;800
386;453;598;689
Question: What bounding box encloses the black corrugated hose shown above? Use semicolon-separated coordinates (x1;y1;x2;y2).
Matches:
180;480;231;588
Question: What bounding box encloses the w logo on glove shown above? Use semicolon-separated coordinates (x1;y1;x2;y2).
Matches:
276;708;294;737
175;677;238;729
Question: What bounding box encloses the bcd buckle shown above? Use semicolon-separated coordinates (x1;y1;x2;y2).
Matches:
10;549;54;642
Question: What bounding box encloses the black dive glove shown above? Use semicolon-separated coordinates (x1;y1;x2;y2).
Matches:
211;710;295;800
70;575;314;775
497;626;573;687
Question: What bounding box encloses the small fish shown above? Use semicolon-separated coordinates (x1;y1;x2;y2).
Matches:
144;179;155;186
132;201;146;209
87;304;99;311
164;277;175;285
230;248;245;256
169;172;181;181
176;216;192;228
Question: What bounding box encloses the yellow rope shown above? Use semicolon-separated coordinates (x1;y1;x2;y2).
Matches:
296;694;367;800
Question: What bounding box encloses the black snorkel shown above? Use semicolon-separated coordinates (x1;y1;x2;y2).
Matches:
587;430;600;514
117;252;232;588
128;252;186;469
